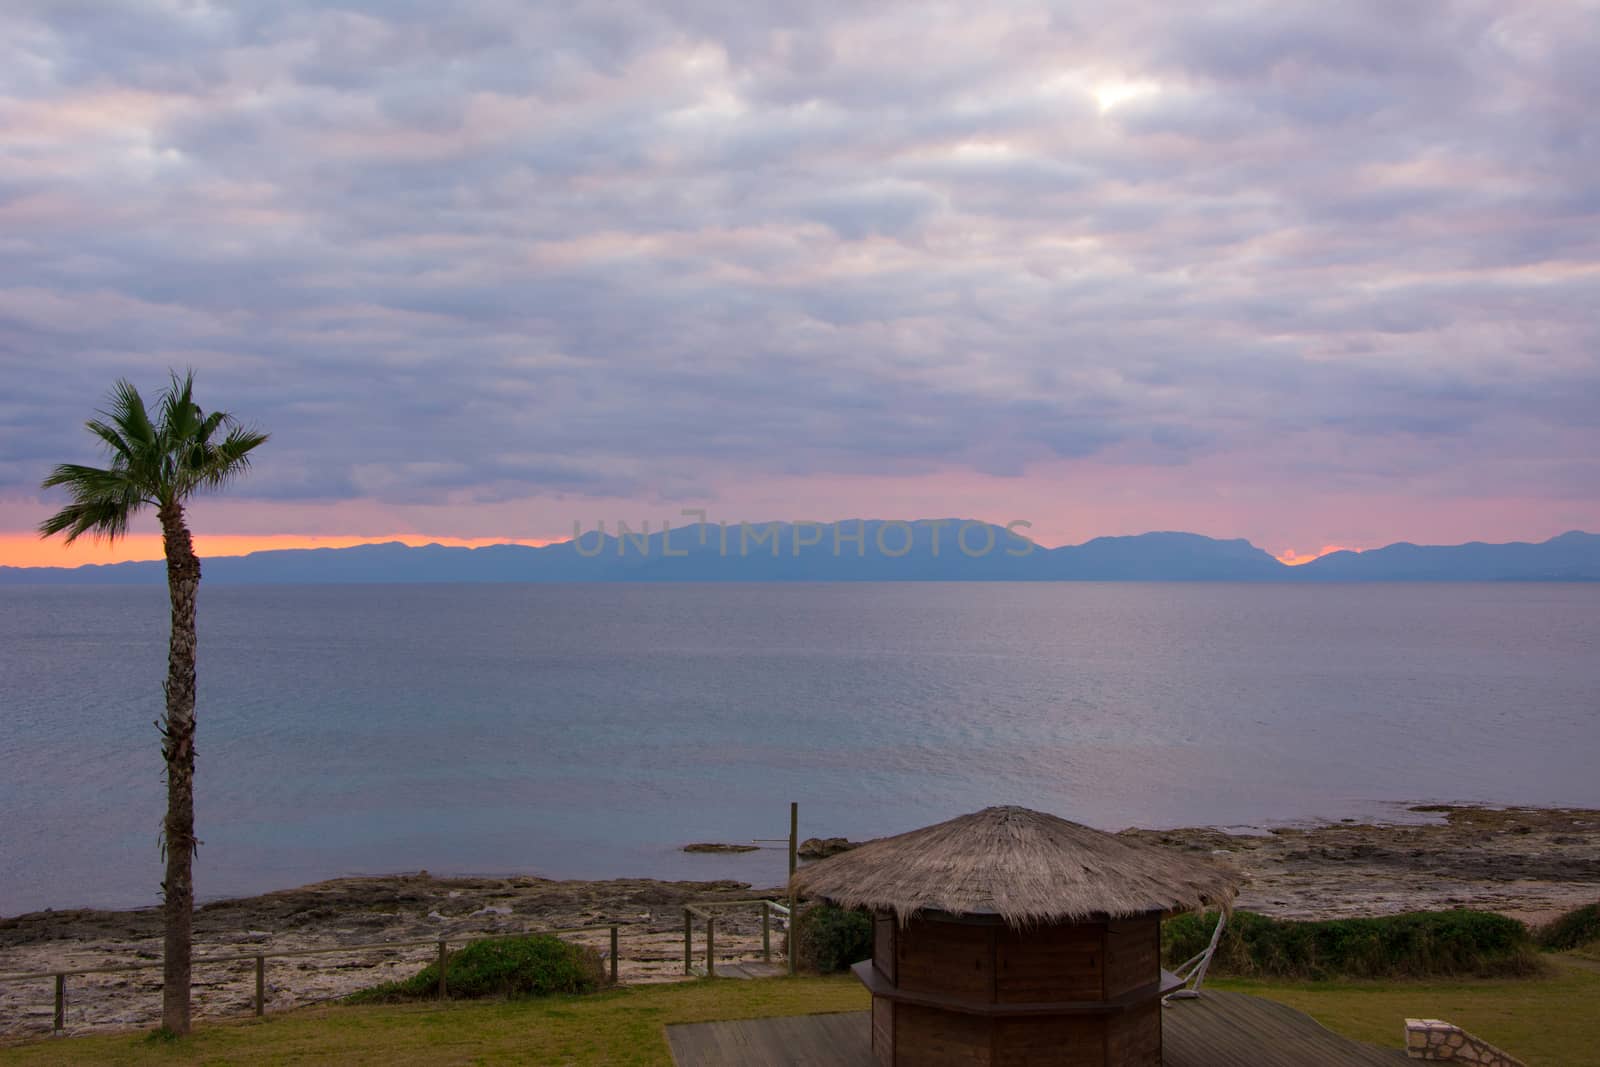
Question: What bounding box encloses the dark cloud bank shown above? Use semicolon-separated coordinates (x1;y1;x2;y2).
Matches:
1;1;1596;525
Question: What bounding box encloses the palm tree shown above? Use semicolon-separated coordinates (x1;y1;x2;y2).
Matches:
39;372;268;1035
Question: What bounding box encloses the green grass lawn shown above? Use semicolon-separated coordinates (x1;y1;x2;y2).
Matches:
3;960;1596;1066
0;977;866;1067
1214;956;1600;1067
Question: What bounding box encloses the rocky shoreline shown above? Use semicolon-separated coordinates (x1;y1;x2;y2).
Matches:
3;805;1596;1040
1120;805;1599;925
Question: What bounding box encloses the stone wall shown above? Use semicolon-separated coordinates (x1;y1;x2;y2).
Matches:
1405;1019;1526;1066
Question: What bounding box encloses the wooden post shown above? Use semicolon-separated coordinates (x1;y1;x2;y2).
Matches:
788;801;799;880
437;940;448;999
254;954;265;1017
683;908;693;975
609;925;619;985
706;917;716;978
762;902;771;962
787;801;798;976
53;974;64;1033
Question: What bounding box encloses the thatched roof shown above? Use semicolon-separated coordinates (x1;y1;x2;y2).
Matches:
789;806;1239;926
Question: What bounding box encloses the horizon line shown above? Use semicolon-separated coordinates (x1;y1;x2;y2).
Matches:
1;523;1590;572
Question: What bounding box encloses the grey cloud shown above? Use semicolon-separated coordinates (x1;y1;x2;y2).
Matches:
0;0;1595;519
788;182;944;240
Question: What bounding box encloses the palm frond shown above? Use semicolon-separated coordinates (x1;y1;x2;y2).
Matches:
195;409;231;447
98;380;168;492
158;370;202;445
103;379;158;454
84;418;136;464
194;425;270;491
41;370;268;542
36;466;144;543
40;462;138;496
37;500;132;544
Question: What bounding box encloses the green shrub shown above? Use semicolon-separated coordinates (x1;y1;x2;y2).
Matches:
1161;909;1540;981
1535;902;1600;951
347;934;607;1003
796;903;872;974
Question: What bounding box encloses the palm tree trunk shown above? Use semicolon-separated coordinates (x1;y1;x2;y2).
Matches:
159;502;200;1035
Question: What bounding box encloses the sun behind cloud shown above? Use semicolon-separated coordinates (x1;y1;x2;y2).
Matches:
1093;78;1161;113
1276;544;1357;566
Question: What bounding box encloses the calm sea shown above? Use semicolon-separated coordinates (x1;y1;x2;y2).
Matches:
2;582;1597;916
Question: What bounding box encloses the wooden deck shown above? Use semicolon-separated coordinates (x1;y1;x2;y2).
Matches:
667;1011;875;1066
666;992;1412;1066
710;961;789;980
1163;991;1410;1066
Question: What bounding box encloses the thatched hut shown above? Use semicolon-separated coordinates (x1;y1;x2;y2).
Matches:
791;806;1239;1067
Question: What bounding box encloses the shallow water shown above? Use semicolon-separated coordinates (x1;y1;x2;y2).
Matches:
2;582;1596;914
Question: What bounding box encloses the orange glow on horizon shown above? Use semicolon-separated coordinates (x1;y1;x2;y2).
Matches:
1275;544;1357;566
0;534;556;569
2;531;1376;570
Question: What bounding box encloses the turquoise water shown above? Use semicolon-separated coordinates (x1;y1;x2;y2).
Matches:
2;582;1597;915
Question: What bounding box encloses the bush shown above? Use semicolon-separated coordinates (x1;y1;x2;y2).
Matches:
1161;909;1540;981
1535;902;1600;951
347;934;607;1003
796;903;872;974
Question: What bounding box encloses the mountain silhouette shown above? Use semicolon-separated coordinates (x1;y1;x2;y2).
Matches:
2;524;1595;584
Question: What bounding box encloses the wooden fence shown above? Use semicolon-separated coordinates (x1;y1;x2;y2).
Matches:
682;899;792;977
0;922;626;1034
4;801;808;1035
4;897;799;1035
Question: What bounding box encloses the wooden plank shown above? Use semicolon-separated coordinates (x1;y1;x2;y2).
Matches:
715;961;788;980
853;960;1164;1017
1162;991;1412;1067
667;1011;875;1066
895;1002;992;1066
873;914;897;984
1103;917;1160;1000
788;803;797;978
995;923;1104;1003
897;919;994;998
872;997;892;1061
992;1014;1107;1065
1104;999;1160;1065
667;991;1415;1067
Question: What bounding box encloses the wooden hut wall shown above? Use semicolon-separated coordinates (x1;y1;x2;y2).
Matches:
991;1015;1111;1066
873;913;897;984
1105;1000;1163;1063
892;1002;994;1065
1102;913;1162;999
872;997;894;1067
894;916;994;998
867;912;1166;1066
995;921;1105;1002
886;914;1127;1004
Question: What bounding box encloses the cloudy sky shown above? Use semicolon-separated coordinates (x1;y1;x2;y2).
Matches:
3;1;1596;567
